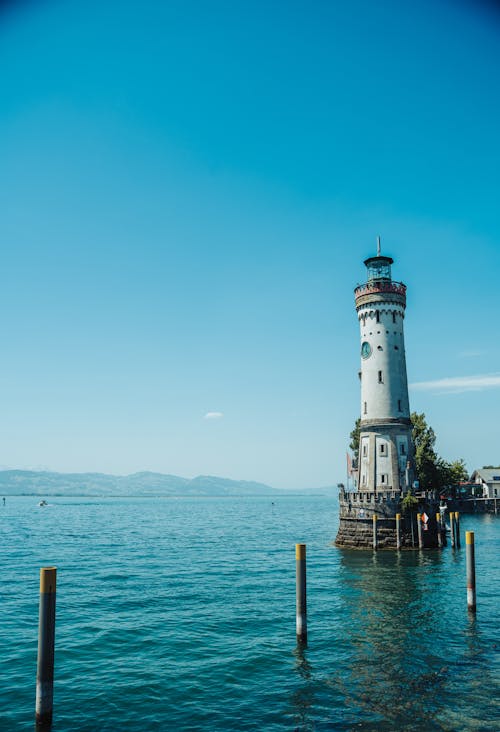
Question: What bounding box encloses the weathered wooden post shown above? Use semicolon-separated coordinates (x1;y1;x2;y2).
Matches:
450;511;456;548
395;513;401;550
372;514;378;550
455;512;461;549
466;531;476;613
416;512;423;549
36;567;57;728
436;513;442;548
295;544;307;645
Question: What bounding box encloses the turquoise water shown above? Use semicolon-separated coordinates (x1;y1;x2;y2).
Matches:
2;496;499;731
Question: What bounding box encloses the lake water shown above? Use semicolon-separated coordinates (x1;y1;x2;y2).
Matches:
1;495;499;731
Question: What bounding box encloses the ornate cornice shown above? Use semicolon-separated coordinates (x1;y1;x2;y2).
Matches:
360;417;412;428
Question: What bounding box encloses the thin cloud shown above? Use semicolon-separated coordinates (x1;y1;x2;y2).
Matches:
458;349;485;358
204;411;224;420
410;373;500;394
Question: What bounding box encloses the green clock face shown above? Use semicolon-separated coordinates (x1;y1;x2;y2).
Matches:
361;341;372;359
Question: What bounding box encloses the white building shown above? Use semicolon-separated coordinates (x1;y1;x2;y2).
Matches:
470;468;500;498
355;247;415;494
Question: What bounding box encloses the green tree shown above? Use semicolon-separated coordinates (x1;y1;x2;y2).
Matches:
411;412;440;490
438;458;469;486
349;417;361;462
401;490;419;514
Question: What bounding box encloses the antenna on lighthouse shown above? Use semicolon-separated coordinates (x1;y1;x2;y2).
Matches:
377;236;381;256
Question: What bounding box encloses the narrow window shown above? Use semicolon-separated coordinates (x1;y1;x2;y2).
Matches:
362;444;367;456
398;399;402;411
376;310;380;323
380;443;385;455
392;312;396;323
378;370;383;383
381;474;386;484
400;443;406;455
364;401;367;414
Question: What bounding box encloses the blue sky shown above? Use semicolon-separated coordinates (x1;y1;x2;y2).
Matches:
0;0;499;488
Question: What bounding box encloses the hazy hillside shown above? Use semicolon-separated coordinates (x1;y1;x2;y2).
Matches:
0;470;280;497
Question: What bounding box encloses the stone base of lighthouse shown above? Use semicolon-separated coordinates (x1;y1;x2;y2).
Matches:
335;489;442;549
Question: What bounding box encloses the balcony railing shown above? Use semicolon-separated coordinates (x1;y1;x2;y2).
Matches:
354;280;406;299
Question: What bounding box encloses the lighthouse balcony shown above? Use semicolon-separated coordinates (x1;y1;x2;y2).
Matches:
354;280;406;308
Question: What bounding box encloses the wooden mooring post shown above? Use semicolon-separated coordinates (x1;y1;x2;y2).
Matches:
372;514;378;550
395;513;401;550
455;512;461;549
295;544;307;645
436;513;442;548
466;531;476;612
36;567;57;728
417;512;423;549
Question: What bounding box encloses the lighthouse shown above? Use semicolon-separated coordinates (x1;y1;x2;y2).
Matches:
335;241;442;549
355;241;414;494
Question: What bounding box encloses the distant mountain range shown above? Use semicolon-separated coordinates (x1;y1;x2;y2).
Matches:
0;470;285;497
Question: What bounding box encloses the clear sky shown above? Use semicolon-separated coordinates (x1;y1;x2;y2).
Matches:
0;0;499;488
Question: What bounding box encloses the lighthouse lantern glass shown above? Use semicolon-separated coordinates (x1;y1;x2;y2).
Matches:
367;260;391;282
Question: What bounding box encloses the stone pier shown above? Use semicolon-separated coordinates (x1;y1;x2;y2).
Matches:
335;489;442;549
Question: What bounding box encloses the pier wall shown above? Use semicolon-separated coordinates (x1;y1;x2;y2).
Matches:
335;490;441;549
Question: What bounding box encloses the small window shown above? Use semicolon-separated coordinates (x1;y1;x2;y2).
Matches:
400;443;406;455
378;371;383;383
377;345;383;351
362;474;366;486
364;401;367;414
376;310;380;323
392;312;396;323
362;444;367;456
381;474;386;484
394;345;399;350
380;443;386;455
398;399;402;411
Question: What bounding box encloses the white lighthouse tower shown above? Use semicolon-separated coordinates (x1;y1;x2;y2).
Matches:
354;241;415;494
